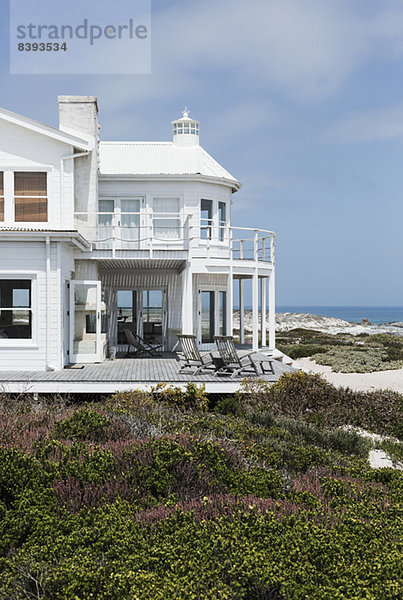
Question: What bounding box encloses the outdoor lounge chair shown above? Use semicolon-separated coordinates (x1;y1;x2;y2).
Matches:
213;335;275;379
177;334;217;374
123;329;162;357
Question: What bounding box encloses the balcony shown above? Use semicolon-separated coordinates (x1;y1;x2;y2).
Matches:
74;212;275;264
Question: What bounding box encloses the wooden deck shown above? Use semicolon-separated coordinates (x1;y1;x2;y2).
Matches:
0;352;294;394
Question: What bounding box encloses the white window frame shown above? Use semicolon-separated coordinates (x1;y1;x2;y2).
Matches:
197;284;228;349
149;194;184;245
0;272;38;348
198;194;230;246
0;168;53;227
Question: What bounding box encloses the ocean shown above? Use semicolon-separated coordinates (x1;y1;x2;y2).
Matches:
237;306;403;325
276;306;403;326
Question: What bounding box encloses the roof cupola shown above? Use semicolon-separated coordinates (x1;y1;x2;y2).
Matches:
172;107;200;147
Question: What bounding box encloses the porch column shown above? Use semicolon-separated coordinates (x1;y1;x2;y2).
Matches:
268;270;276;351
239;278;245;344
181;264;193;334
227;272;233;337
260;277;267;347
252;270;259;351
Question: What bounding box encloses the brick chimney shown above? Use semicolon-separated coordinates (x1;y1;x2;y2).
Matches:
58;96;99;216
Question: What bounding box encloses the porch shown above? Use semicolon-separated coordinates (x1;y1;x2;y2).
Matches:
0;353;294;394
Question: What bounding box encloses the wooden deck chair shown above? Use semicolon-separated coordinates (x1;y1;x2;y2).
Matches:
177;334;217;374
213;335;275;379
123;329;162;357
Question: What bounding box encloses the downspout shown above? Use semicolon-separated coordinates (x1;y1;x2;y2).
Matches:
45;236;52;370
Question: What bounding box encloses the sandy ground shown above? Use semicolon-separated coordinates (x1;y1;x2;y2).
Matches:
294;357;403;394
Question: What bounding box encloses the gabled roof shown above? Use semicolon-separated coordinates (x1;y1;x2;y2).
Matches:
99;142;241;191
0;107;93;151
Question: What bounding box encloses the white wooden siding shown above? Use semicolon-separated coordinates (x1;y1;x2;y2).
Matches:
0;120;74;230
0;240;75;371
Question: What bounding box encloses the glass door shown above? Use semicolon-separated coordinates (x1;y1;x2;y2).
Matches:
139;289;167;349
70;281;102;363
201;291;215;344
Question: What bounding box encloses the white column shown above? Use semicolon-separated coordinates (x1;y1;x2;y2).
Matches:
252;270;259;351
226;272;233;336
181;264;193;334
268;270;276;351
239;279;245;344
261;277;267;347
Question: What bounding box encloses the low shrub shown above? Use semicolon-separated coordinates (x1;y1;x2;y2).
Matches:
151;382;208;412
277;343;329;359
54;408;110;441
314;348;403;372
0;391;402;600
239;372;403;439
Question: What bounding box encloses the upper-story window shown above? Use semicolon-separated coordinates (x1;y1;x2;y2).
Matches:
14;172;47;222
153;198;180;240
201;199;213;240
218;201;226;241
0;172;4;222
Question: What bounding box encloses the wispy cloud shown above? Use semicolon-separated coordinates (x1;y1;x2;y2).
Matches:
324;103;403;143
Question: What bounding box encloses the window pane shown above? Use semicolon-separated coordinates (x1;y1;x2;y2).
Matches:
0;310;32;339
0;280;31;309
14;172;48;222
15;197;48;222
154;198;180;239
201;291;215;343
201;199;213;240
153;198;179;213
13;289;30;307
219;202;226;241
99;199;114;213
121;199;140;213
15;172;47;196
219;291;227;335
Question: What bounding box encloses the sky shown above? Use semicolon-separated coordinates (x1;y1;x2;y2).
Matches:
1;0;403;306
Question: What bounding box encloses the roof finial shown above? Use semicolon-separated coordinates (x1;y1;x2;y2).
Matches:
182;106;190;118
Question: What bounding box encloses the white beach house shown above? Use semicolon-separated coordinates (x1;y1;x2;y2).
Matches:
0;96;276;377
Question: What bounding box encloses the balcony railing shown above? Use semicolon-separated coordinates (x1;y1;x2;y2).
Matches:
74;212;275;263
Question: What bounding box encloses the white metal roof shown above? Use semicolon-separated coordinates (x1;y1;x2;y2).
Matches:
99;142;241;190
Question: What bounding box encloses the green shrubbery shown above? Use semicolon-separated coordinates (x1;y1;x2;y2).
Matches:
0;378;402;599
277;328;403;372
314;348;403;372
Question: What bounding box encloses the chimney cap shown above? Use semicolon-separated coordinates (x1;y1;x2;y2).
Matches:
58;96;98;111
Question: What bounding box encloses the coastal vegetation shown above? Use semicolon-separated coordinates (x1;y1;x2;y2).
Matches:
0;373;402;599
277;329;403;372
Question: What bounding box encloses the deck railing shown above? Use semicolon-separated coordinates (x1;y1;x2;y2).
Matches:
74;212;275;263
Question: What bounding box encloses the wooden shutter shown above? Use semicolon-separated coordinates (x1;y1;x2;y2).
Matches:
14;172;47;222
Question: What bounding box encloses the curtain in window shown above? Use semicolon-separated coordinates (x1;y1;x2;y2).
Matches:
120;199;140;248
14;172;47;222
97;199;114;249
153;198;180;240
